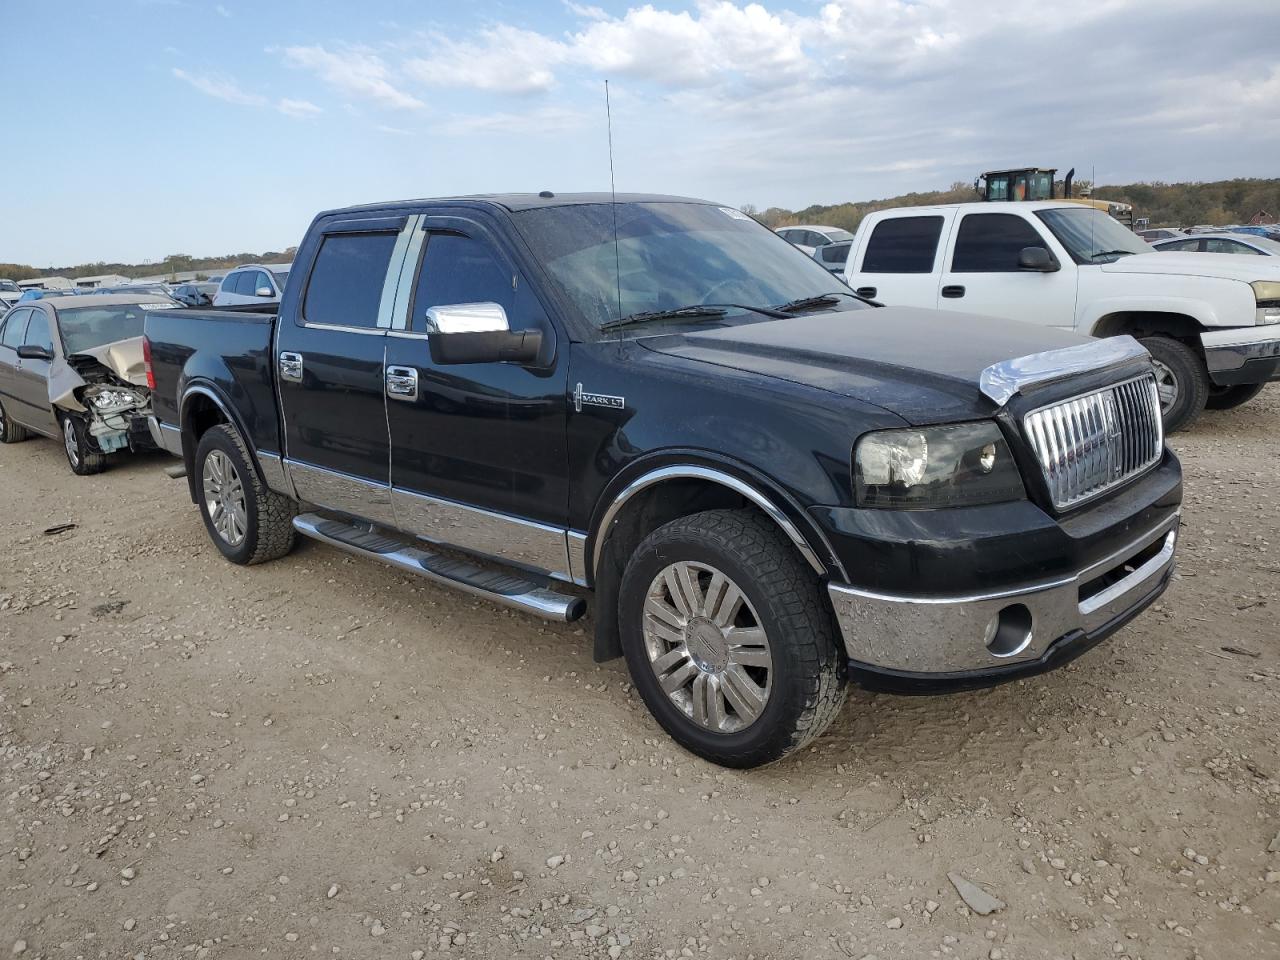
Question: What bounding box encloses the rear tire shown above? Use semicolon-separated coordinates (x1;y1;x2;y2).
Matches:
618;509;846;768
1206;382;1266;411
0;399;30;444
1140;336;1208;433
194;424;297;565
60;413;107;475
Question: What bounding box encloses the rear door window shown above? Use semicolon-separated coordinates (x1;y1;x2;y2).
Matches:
861;216;945;273
1;309;29;349
220;273;239;293
303;231;400;328
231;271;257;296
951;213;1050;272
1206;238;1262;255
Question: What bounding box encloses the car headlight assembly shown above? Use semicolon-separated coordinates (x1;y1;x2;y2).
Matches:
855;421;1026;509
1252;281;1280;325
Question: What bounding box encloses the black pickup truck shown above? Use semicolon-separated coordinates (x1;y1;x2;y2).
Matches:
144;193;1183;768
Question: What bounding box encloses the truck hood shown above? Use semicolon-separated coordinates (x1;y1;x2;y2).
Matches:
639;307;1092;424
1102;252;1280;283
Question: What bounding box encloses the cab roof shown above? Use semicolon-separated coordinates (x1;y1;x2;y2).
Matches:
319;192;715;219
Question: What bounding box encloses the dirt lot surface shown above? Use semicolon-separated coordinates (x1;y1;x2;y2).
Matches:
2;392;1279;960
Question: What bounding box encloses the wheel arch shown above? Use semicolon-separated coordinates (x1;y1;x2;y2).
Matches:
584;456;846;663
179;383;268;503
1088;309;1207;349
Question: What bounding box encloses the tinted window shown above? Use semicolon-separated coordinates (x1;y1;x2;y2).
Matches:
410;233;518;333
1;309;29;349
820;242;851;265
1206;238;1262;255
952;214;1049;272
304;232;399;328
1158;238;1200;252
24;311;53;352
861;216;944;273
220;273;238;293
228;272;252;295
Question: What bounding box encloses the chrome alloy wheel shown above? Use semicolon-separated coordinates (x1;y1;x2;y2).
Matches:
642;561;773;734
63;417;80;466
1151;358;1179;413
202;449;248;546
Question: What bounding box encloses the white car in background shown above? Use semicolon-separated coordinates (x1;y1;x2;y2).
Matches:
213;263;292;307
1153;233;1280;257
775;225;853;255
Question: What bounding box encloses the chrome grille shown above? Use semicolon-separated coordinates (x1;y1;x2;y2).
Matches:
1022;374;1163;510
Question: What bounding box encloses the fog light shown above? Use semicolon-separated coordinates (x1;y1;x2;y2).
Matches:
984;604;1034;658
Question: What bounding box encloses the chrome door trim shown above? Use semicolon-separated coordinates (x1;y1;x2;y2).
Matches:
390;217;428;332
289;460;397;527
377;215;421;330
390;486;573;582
566;531;589;586
590;465;840;580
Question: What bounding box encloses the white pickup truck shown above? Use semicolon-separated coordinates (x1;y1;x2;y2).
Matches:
843;200;1280;430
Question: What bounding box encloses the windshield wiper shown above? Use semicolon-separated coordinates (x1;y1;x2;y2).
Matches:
1089;250;1137;262
599;302;790;331
599;305;728;331
773;290;875;312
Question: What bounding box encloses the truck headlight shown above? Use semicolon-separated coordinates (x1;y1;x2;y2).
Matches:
1252;281;1280;325
854;422;1026;509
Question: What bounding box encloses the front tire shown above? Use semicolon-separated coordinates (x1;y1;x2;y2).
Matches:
194;424;297;565
60;414;107;475
0;399;30;444
1140;336;1208;433
1206;382;1266;411
618;509;846;768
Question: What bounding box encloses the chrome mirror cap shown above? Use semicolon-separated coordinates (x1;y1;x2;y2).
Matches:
424;301;510;335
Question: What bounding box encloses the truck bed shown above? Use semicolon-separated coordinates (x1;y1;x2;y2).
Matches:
144;304;283;462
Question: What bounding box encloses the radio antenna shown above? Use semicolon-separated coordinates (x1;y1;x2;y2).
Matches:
606;80;622;321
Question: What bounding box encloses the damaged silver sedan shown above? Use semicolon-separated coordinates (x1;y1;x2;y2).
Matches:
0;294;175;474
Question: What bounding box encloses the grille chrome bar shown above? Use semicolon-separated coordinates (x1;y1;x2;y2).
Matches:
1023;374;1163;510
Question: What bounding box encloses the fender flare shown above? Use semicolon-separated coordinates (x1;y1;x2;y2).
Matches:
1083;297;1218;336
179;381;270;497
586;458;847;582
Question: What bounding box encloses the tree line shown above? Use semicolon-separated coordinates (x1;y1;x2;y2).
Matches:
0;249;297;283
750;177;1279;233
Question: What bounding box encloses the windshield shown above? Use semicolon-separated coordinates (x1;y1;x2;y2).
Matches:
272;270;290;289
824;229;854;243
1036;207;1149;263
512;202;862;331
56;303;160;354
0;280;18;292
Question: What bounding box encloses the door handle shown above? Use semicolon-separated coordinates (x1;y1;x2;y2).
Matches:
855;286;877;299
941;285;966;299
279;352;303;382
385;365;418;402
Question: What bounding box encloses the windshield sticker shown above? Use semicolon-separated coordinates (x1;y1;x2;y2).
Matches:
137;302;173;309
718;206;753;221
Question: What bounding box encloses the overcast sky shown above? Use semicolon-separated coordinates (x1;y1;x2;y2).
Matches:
4;0;1279;267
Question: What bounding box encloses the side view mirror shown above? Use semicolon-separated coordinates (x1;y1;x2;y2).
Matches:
256;286;275;298
1018;246;1060;272
425;302;544;365
17;344;53;361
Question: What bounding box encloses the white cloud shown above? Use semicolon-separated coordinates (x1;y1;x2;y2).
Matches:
215;3;230;17
404;26;568;94
436;105;587;136
376;124;413;135
282;45;424;109
277;97;323;118
172;67;265;106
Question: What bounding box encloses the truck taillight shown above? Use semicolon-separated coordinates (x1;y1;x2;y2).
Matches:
143;336;156;390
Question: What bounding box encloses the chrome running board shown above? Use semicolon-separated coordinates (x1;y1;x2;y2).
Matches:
292;513;586;623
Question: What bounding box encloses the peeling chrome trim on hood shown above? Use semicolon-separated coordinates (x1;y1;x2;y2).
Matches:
980;335;1151;407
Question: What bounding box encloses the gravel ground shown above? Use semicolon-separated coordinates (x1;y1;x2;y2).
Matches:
2;390;1279;960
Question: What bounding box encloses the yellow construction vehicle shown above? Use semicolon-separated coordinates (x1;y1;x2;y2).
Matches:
974;167;1134;228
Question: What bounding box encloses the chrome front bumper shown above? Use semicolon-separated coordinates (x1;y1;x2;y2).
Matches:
828;517;1177;676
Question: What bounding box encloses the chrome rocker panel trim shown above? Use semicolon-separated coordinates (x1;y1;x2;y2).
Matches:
591;465;842;581
828;516;1178;675
147;416;184;458
980;336;1151;406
